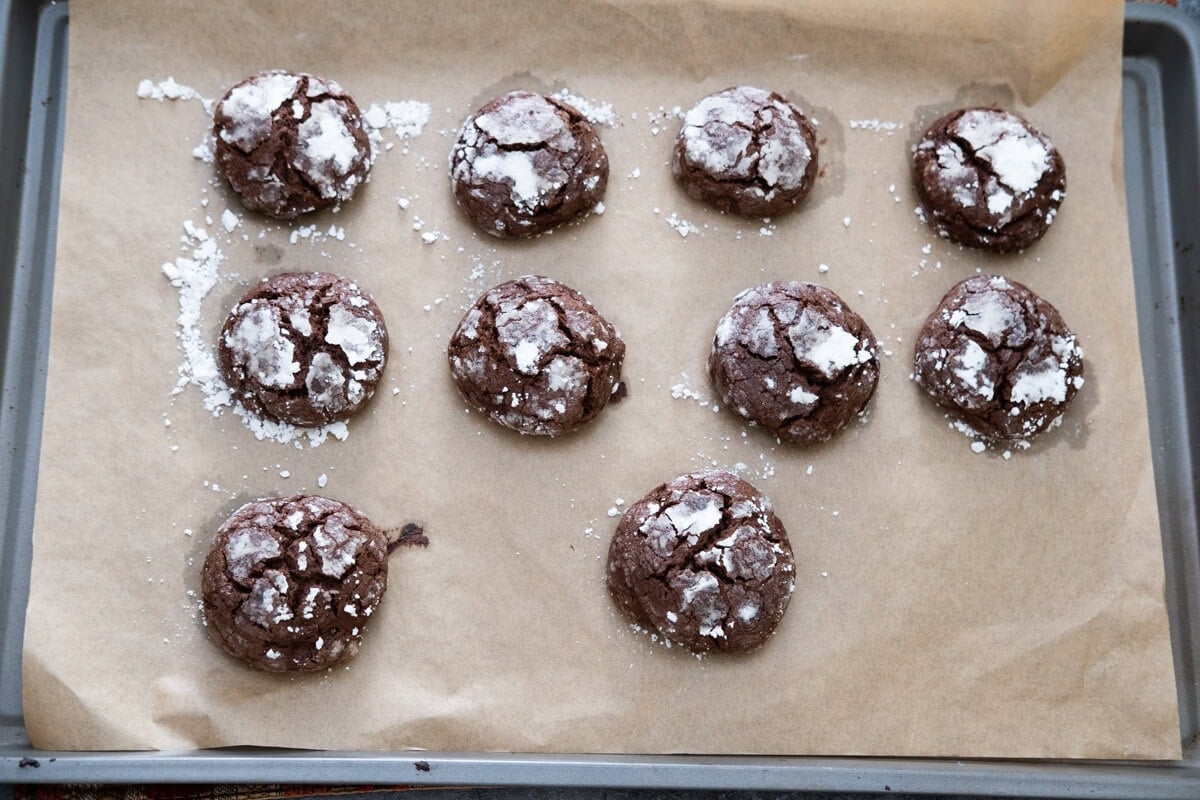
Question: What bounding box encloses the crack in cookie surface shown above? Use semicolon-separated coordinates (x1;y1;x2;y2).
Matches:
213;71;373;219
606;470;795;654
913;275;1084;441
708;282;878;445
672;86;818;217
219;271;388;428
448;276;624;436
450;92;608;238
913;107;1065;253
201;495;389;672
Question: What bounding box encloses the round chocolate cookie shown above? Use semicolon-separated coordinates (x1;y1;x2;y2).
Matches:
201;494;389;672
672;86;818;217
219;272;388;428
606;469;795;654
449;91;609;238
913;107;1066;253
213;70;372;219
913;275;1084;441
708;282;879;445
447;276;624;436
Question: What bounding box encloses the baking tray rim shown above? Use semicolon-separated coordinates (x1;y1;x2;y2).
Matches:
2;0;1199;793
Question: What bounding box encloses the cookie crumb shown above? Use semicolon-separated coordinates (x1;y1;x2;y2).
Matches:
387;522;430;551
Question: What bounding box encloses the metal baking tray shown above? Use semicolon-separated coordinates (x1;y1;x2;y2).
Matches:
2;0;1199;794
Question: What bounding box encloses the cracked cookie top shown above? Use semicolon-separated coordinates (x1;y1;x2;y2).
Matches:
447;276;625;436
913;275;1084;441
606;469;795;654
201;494;390;672
708;282;879;445
672;86;819;217
213;71;373;220
449;91;609;238
218;271;388;428
913;107;1066;253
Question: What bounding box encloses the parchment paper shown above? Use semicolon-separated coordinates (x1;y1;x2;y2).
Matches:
23;0;1181;758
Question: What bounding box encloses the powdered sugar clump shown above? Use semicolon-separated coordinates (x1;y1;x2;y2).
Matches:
137;76;215;115
551;88;618;127
666;213;699;238
363;100;432;150
849;119;903;134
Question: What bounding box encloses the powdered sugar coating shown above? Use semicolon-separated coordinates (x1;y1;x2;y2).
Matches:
672;86;818;217
913;107;1066;253
295;99;368;201
448;276;624;436
607;469;795;654
217;72;300;152
213;70;372;220
201;494;389;672
450;91;608;237
219;272;388;428
913;275;1084;441
709;282;879;445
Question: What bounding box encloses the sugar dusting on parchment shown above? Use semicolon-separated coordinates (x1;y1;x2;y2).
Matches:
143;76;431;447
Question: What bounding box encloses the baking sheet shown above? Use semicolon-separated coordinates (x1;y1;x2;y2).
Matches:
20;0;1180;759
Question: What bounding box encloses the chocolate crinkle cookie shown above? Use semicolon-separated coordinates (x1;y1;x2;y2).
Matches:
709;282;879;445
219;272;388;428
448;276;624;436
913;275;1084;442
213;70;373;219
913;107;1066;253
607;469;795;654
201;495;391;672
672;86;819;217
449;91;609;238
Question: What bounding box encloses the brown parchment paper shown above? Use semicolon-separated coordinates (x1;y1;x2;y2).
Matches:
22;0;1180;758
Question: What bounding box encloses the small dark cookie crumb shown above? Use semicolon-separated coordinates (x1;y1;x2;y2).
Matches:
201;495;390;672
672;86;818;217
913;107;1066;253
447;276;624;436
219;271;388;428
913;275;1084;441
449;91;609;237
213;70;373;220
607;469;795;654
708;282;879;445
388;523;430;551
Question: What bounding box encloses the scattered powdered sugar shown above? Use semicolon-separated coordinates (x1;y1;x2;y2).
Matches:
162;221;231;412
161;220;352;448
666;213;699;238
670;374;716;410
220;209;240;233
551;88;618;127
137;76;215;115
363;100;432;140
849;119;903;134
